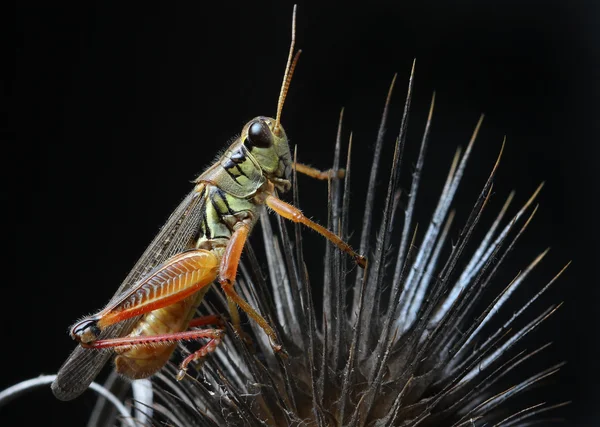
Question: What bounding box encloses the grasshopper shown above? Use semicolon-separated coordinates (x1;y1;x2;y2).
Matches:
51;6;366;401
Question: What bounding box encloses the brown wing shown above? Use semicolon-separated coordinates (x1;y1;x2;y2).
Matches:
52;185;207;401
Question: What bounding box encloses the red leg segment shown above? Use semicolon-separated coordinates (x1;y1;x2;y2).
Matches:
82;328;224;350
176;337;222;380
188;314;224;328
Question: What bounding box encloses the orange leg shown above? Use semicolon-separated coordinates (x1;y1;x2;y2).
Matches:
293;162;345;180
265;195;367;268
218;223;282;351
71;250;220;344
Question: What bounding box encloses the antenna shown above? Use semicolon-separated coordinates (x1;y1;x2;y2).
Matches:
274;5;302;136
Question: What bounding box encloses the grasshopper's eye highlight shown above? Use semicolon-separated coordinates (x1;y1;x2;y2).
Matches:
245;120;273;148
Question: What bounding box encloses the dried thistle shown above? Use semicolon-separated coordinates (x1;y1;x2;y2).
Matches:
63;64;568;427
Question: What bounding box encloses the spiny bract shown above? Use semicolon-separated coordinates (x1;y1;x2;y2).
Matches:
80;65;569;427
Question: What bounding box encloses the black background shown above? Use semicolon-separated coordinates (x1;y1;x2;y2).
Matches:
9;1;599;425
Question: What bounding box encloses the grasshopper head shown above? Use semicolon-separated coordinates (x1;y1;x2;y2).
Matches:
242;116;292;186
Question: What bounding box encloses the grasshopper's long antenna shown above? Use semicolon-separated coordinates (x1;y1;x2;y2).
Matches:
274;5;302;136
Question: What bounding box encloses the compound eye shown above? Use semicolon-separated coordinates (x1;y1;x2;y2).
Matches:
245;120;273;148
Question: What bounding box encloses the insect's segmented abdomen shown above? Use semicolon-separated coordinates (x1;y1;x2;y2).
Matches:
114;289;209;379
